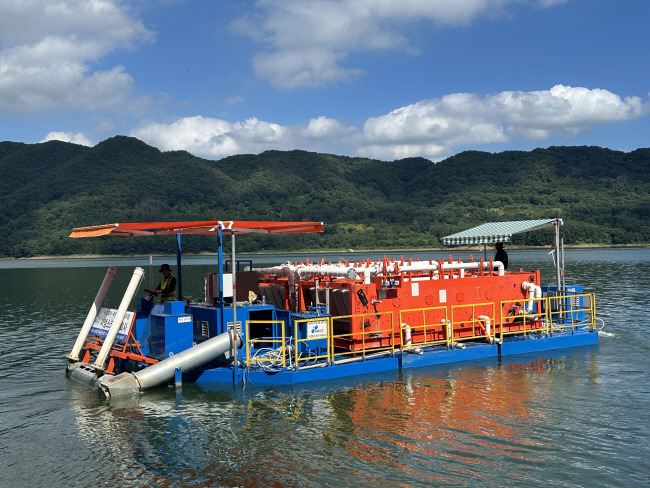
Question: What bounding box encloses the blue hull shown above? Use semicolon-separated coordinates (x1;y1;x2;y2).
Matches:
195;329;598;385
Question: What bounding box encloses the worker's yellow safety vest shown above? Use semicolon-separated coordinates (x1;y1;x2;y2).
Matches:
160;275;175;302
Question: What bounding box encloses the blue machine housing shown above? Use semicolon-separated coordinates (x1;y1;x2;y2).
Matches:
292;306;329;357
149;302;193;360
541;285;586;322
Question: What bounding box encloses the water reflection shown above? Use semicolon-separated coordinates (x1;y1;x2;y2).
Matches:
2;248;649;487
63;349;600;488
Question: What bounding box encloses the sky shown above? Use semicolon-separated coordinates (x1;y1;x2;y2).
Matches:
1;0;648;162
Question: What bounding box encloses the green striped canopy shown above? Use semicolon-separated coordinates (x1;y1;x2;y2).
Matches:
441;219;561;246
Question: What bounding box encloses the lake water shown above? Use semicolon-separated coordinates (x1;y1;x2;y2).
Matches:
1;248;649;487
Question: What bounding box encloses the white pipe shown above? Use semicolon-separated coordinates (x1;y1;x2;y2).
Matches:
479;315;493;344
300;264;360;280
255;259;504;281
522;282;542;312
68;267;117;362
402;323;412;345
445;320;452;344
92;267;144;372
442;261;505;276
391;261;438;273
255;263;290;275
364;270;372;284
400;323;422;354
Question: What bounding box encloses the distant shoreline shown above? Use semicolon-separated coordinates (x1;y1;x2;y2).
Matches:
2;243;647;261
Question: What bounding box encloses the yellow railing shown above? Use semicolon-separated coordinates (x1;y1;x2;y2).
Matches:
398;306;449;350
245;320;287;369
293;317;331;369
450;302;497;344
499;296;549;341
547;292;596;332
330;311;396;364
245;292;596;370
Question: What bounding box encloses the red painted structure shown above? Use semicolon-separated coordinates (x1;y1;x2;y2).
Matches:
258;255;542;351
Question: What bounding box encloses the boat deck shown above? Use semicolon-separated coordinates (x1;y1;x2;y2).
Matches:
197;328;597;385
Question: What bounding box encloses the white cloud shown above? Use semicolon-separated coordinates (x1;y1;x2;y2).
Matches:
0;0;153;113
131;85;649;161
131;116;288;158
253;49;362;89
302;116;353;139
357;85;650;159
234;0;567;88
131;115;358;158
40;131;93;146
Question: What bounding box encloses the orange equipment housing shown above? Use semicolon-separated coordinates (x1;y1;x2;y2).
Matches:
258;255;542;351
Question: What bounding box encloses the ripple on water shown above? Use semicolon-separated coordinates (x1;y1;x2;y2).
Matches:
1;251;650;487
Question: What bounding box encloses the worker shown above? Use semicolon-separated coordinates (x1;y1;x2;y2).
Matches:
494;242;508;270
153;264;177;302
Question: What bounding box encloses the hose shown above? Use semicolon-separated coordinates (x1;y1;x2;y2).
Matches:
247;338;321;372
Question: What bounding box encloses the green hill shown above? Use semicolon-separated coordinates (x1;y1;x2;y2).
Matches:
0;136;648;257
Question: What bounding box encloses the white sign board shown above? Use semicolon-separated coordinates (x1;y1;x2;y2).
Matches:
89;307;135;344
411;282;420;297
307;320;328;339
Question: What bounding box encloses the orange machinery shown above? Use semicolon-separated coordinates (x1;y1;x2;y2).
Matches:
257;255;542;351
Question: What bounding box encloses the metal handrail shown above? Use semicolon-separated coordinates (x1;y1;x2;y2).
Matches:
499;297;549;341
245;320;286;368
329;311;395;363
398;306;449;350
244;293;596;372
293;317;331;369
450;302;497;344
547;292;596;332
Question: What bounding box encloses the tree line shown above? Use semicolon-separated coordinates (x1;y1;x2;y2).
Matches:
0;136;648;257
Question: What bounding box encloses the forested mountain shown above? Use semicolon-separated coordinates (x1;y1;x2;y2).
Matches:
0;136;648;257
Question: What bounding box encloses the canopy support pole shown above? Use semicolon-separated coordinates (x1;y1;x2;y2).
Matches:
554;220;564;323
217;226;224;339
231;233;239;376
176;233;183;300
554;220;562;294
560;237;566;290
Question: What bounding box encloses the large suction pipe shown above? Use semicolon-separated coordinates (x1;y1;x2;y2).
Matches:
100;330;241;399
92;267;144;372
68;266;117;362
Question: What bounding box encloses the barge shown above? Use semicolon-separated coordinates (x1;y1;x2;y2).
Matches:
65;219;598;399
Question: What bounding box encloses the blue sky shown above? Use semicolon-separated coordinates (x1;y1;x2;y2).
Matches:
1;0;648;161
